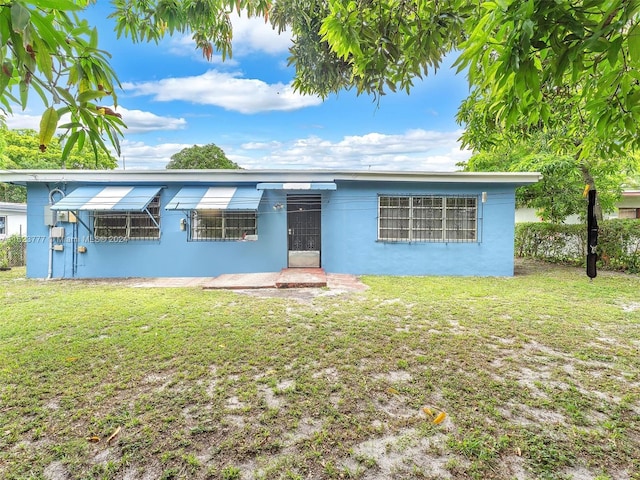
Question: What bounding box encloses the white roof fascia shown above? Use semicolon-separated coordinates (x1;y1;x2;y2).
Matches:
0;169;542;185
0;202;27;213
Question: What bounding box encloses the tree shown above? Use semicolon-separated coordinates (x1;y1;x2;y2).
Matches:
165;143;240;169
270;0;468;98
0;0;267;161
0;128;117;169
0;1;125;159
453;0;640;160
286;0;640;159
0;127;117;202
459;135;636;223
3;0;640;163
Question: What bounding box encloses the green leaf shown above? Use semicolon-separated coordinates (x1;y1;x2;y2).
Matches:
10;3;30;33
39;106;59;148
77;90;107;104
77;129;86;151
61;130;80;160
33;38;54;82
36;0;85;10
628;23;640;64
55;87;77;106
19;80;28;109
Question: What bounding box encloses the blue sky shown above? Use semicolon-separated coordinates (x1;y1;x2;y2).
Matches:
7;4;472;171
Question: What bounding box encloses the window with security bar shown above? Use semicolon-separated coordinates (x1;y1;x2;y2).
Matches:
92;195;161;240
190;210;256;241
378;195;477;242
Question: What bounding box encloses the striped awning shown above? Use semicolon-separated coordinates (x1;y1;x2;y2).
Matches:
257;182;337;190
50;186;162;211
165;186;263;210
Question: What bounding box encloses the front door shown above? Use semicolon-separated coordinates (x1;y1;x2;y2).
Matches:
287;194;321;267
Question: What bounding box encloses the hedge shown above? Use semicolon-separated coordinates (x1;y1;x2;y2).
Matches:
515;219;640;273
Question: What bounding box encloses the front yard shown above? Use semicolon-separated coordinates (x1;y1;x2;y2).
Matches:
1;262;639;480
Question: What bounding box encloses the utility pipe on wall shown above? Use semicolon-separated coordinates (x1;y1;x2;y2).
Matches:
47;188;65;280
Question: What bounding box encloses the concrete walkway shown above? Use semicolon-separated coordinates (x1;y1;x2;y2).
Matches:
130;268;367;292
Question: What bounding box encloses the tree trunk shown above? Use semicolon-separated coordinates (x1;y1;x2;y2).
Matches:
578;160;603;221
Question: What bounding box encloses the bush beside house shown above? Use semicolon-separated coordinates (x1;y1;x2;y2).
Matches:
516;219;640;273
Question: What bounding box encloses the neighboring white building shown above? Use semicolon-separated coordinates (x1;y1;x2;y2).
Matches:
615;190;640;219
516;190;640;223
0;202;27;240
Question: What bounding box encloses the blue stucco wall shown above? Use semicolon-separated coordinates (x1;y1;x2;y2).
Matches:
24;180;519;278
321;181;516;276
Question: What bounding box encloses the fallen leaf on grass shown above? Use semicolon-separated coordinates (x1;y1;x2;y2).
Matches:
87;436;100;443
387;387;400;395
106;426;121;444
433;412;447;424
422;406;434;417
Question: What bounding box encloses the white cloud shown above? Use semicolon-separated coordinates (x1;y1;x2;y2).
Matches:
165;14;291;60
4;112;41;130
118;140;192;169
231;129;471;171
230;14;292;56
123;70;322;113
5;107;187;135
114;107;187;134
166;36;238;65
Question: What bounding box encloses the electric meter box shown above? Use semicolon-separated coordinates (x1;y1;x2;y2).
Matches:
50;227;65;239
44;206;57;226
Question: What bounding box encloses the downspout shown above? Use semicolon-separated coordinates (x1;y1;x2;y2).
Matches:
47;188;65;279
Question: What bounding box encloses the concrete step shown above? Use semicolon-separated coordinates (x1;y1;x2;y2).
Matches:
275;268;327;288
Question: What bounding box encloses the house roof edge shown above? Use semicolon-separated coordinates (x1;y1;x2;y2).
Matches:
0;169;542;185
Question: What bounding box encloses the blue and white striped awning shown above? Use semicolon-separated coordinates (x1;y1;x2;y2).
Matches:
50;186;162;211
165;186;263;210
257;182;337;190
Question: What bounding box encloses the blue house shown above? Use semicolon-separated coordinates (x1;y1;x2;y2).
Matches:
0;169;540;278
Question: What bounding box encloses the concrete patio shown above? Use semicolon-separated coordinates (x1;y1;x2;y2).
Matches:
129;268;367;291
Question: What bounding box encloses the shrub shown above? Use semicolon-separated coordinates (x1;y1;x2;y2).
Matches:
0;235;26;268
515;219;640;273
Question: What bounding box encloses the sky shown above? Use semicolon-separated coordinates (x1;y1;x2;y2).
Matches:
6;4;472;171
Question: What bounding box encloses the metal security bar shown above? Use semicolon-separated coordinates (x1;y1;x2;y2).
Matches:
378;195;477;242
189;210;257;241
93;195;161;241
287;195;321;251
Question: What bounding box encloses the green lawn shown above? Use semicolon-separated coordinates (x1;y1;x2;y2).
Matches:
1;262;639;480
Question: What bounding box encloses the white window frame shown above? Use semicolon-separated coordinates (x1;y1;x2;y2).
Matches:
92;195;161;241
378;195;478;242
189;210;257;241
0;215;6;236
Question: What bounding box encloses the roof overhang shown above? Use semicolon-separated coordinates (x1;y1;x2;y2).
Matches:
50;186;162;211
0;169;542;186
257;182;337;190
165;186;263;210
0;202;27;213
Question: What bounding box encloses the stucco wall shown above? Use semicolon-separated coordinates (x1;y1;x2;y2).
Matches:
321;182;517;276
25;180;520;278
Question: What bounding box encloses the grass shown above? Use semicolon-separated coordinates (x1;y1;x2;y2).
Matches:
1;260;639;479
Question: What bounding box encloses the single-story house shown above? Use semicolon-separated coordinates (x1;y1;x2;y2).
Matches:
0;169;540;278
0;201;27;240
